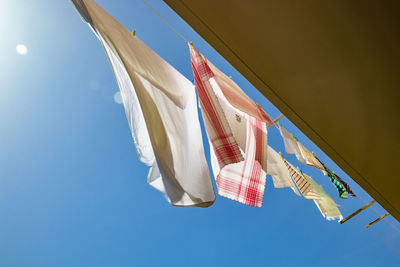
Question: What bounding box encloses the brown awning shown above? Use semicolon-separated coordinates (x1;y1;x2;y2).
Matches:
164;0;400;220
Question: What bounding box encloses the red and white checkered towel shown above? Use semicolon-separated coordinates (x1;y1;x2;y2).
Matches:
190;45;271;207
213;116;267;207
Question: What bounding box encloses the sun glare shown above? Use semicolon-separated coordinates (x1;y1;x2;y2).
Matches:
16;44;28;55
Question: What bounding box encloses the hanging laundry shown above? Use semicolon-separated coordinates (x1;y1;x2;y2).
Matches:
279;124;324;170
209;114;267;207
326;169;348;199
279;124;305;163
71;0;215;207
297;142;325;171
282;157;321;200
303;173;343;221
282;155;341;221
190;44;273;207
313;156;356;198
266;146;300;196
332;172;356;198
279;122;355;199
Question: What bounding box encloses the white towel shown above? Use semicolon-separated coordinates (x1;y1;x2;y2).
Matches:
71;0;215;207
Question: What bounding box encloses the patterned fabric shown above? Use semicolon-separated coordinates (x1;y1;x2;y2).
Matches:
333;172;356;198
282;155;341;221
315;157;356;198
279;122;355;199
326;169;348;199
190;45;269;207
190;45;243;168
215;116;267;207
282;158;321;200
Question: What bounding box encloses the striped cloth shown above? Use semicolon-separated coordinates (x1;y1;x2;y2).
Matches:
333;172;356;198
326;169;348;199
190;44;270;207
282;158;321;200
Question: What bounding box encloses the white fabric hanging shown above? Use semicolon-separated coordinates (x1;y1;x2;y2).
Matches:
266;146;300;196
279;125;306;163
71;0;215;207
279;125;325;171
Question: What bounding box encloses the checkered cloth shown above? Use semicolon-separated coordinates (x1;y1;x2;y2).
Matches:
283;158;321;200
190;45;243;167
190;45;268;207
215;116;267;207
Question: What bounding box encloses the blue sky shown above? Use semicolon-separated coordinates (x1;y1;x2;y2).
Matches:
1;0;400;266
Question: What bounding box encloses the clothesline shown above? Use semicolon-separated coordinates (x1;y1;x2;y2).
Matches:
140;0;190;43
339;201;400;255
266;113;284;129
71;0;400;255
139;0;400;236
136;0;400;243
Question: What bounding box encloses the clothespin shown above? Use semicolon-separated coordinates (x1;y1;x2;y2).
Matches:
132;29;136;36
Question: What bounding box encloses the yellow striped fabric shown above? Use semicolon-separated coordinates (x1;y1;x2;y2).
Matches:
283;158;321;200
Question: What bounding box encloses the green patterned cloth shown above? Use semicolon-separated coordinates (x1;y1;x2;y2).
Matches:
315;156;356;199
325;167;348;199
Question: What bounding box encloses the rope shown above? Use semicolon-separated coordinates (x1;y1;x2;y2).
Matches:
339;202;400;255
140;0;190;43
140;0;400;254
357;194;400;234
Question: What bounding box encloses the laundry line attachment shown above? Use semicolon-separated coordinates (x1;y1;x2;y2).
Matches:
266;113;284;129
366;213;390;228
340;200;376;224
